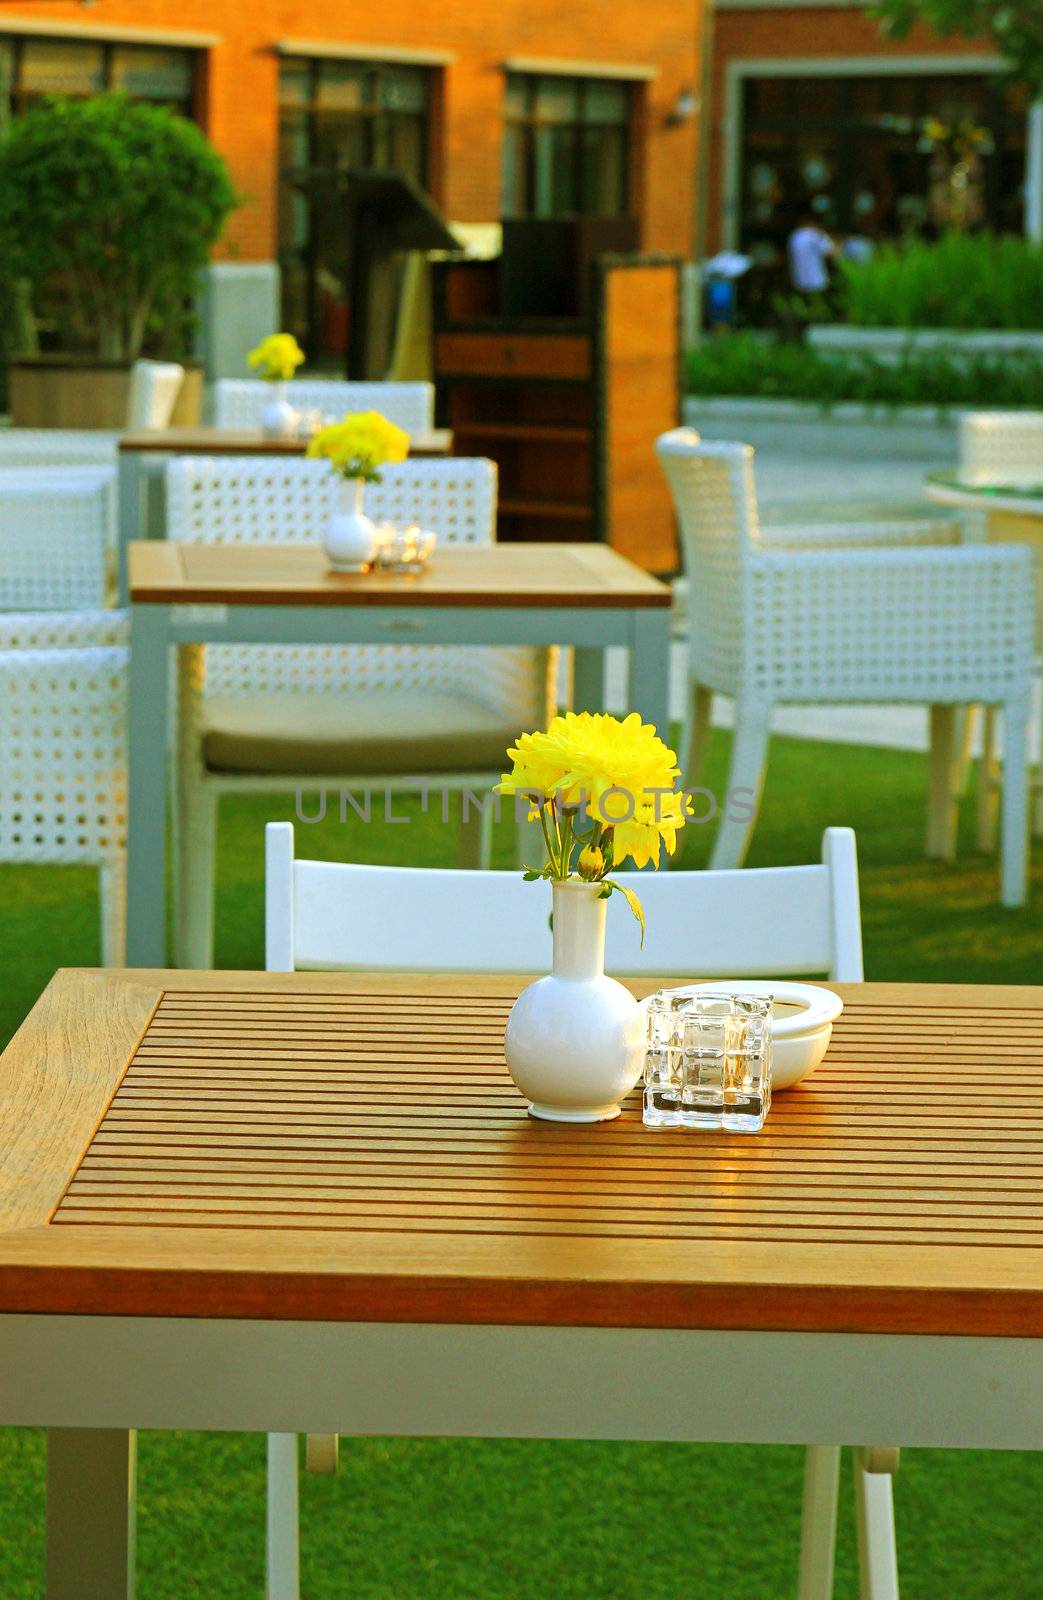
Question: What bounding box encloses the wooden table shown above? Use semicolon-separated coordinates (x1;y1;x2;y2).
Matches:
126;542;672;966
116;426;453;600
1;970;1041;1597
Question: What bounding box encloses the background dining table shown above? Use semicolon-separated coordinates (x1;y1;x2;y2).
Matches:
116;426;454;600
0;968;1040;1599
125;539;672;967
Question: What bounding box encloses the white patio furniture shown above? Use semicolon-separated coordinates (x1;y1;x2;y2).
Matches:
126;359;184;430
213;379;434;435
165;454;555;968
0;609;128;965
959;410;1043;485
657;430;1035;905
0;474;111;609
263;819;898;1600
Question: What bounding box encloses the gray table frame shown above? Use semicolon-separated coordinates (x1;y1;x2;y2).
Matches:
126;598;672;966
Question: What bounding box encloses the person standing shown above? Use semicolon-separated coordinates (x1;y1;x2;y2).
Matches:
787;214;836;295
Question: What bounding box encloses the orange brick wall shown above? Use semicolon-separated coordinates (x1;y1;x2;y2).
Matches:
7;0;702;261
706;6;997;251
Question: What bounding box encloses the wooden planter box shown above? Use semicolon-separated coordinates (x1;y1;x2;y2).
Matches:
9;357;202;428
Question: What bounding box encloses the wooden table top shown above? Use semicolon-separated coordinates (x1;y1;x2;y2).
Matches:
128;541;672;609
119;427;452;457
1;970;1041;1335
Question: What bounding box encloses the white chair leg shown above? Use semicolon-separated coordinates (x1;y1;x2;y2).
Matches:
853;1447;900;1600
680;680;714;792
458;792;495;868
952;705;978;799
99;855;127;968
174;773;218;968
977;705;1000;853
708;698;771;870
266;1432;300;1600
797;1444;840;1600
926;704;959;861
1000;695;1030;909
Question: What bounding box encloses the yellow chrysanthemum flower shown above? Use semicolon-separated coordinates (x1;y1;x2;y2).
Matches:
247;332;305;382
499;710;689;871
306;411;410;483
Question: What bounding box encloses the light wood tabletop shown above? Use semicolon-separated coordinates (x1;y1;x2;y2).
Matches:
1;970;1041;1335
128;540;673;608
119;426;453;457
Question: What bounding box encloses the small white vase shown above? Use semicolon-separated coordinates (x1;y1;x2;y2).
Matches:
323;478;376;572
504;880;645;1122
260;380;298;438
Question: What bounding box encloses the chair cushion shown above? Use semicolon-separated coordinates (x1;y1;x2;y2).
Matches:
201;690;517;776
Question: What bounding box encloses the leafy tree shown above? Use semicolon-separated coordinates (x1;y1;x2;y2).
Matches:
0;95;238;361
871;0;1043;93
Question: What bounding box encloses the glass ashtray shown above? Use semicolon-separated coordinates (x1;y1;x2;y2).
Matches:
374;523;437;573
643;989;773;1133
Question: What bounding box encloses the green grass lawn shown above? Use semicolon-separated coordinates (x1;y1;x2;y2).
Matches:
1;728;1041;1598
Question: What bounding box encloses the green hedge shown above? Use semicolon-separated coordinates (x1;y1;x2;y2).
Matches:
839;233;1043;331
685;334;1043;408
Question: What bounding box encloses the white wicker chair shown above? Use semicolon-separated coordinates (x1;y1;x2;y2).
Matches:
165;454;556;967
0;430;119;470
0;609;128;965
959;411;1043;485
213;379;434;434
0;474;111;609
657;430;1035;905
126;359;184;429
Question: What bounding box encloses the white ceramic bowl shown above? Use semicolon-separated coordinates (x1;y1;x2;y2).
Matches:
647;981;843;1090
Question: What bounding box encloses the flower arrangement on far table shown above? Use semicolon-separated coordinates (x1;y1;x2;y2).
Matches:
306;411;410;571
497;711;691;1123
247;332;305;383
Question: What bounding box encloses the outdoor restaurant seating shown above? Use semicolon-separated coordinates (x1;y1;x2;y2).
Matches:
0;473;110;609
263;819;899;1600
165;453;556;967
657;428;1036;904
213;378;435;434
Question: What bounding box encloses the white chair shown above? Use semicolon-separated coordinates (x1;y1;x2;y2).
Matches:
0;474;111;609
0;429;119;470
213;379;434;435
263;819;898;1600
0;609;128;965
166;455;555;968
657;430;1035;906
955;412;1043;848
126;359;184;430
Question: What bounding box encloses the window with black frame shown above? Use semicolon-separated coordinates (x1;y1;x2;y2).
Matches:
278;57;431;364
502;71;632;218
0;35;196;133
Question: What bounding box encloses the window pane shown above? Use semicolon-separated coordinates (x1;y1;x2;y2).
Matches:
534;75;579;123
378;66;427;114
504;73;528;118
313;113;367;168
580;124;627;214
279;59;311;109
21;40;104;96
380;114;426;181
533;124;577;215
316;63;365;111
111;46;192;102
583;79;629;124
502;122;527;214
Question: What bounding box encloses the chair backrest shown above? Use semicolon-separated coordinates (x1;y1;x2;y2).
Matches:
213;379;435;435
959;411;1043;485
0;431;119;470
126;360;184;430
266;822;863;981
0;475;109;609
166;455;496;547
0;610;128;865
656;430;757;682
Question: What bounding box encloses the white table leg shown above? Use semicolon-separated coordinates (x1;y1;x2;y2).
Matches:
126;604;171;966
573;647;606;713
628;611;671;735
854;1447;900;1600
797;1443;840;1600
46;1428;136;1600
116;454;146;606
266;1432;300;1600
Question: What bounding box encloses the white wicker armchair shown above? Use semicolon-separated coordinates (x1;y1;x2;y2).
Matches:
0;474;111;609
126;360;184;429
213;379;434;434
657;430;1035;905
165;454;556;967
959;411;1043;484
0;609;128;965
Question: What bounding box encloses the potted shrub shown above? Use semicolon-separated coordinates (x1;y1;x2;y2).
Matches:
0;94;238;427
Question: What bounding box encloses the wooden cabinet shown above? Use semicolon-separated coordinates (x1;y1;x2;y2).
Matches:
433;253;681;572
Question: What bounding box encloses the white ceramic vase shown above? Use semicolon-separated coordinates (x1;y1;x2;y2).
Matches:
260;380;298;438
504;880;645;1122
323;477;377;572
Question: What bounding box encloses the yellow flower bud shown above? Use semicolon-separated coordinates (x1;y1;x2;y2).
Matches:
578;843;605;879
